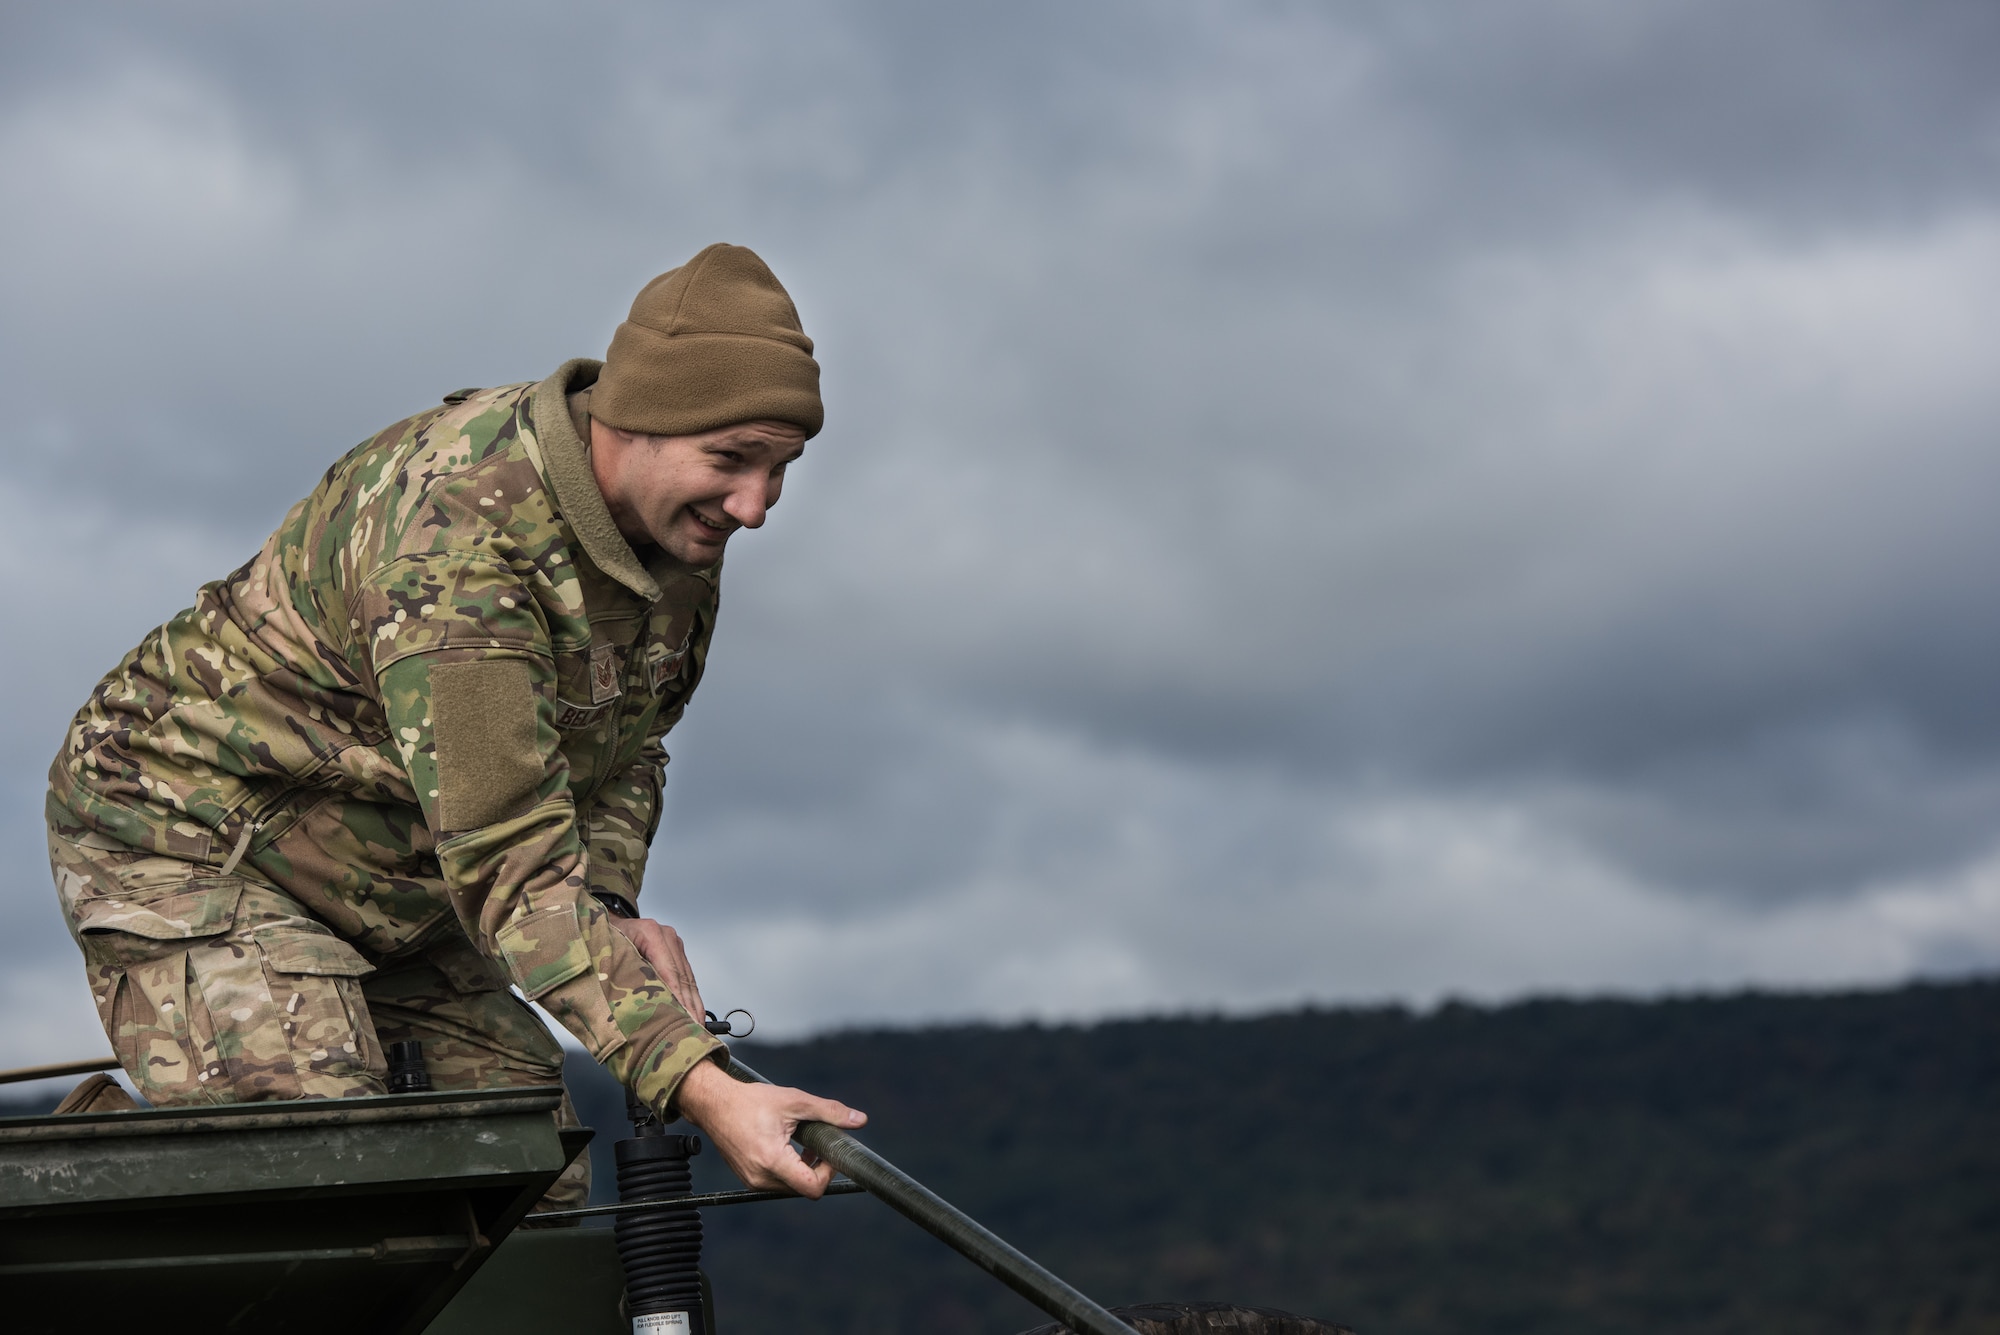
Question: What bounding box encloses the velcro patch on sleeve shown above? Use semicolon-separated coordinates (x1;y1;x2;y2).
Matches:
431;657;543;832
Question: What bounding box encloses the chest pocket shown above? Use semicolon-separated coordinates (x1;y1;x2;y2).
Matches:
552;642;623;731
641;628;695;696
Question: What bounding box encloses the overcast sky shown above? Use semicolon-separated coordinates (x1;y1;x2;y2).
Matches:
4;0;1998;1077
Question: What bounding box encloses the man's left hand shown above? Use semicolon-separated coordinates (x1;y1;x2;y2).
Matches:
609;916;706;1024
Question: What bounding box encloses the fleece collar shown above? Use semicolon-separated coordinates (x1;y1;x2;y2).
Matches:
529;358;663;603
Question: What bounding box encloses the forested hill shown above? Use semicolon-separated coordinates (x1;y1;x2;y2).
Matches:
637;980;1999;1335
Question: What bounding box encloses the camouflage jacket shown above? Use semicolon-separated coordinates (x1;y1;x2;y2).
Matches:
48;359;726;1110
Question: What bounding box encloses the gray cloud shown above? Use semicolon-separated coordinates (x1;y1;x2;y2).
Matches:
4;0;1998;1053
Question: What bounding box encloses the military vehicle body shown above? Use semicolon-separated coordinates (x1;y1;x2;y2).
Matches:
0;1057;1347;1334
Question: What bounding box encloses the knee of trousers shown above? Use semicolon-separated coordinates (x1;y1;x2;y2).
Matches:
360;950;567;1089
62;863;389;1105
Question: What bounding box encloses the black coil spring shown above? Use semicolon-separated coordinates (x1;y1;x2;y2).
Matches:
614;1132;705;1330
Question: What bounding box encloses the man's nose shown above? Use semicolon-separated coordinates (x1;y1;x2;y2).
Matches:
721;478;769;529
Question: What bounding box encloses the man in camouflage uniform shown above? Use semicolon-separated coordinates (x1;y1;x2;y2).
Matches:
45;243;865;1205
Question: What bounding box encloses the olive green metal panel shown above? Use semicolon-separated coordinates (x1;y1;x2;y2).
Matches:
0;1089;579;1335
425;1227;631;1335
0;1091;564;1208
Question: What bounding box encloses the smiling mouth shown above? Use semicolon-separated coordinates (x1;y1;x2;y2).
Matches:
687;509;735;539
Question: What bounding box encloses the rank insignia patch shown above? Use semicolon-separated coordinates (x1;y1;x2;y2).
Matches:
589;643;622;705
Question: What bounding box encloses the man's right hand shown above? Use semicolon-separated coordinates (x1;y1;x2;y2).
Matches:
673;1057;867;1198
609;916;706;1025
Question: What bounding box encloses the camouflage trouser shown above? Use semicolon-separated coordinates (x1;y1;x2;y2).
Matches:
47;825;590;1209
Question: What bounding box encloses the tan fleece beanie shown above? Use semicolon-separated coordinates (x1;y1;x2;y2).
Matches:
593;243;823;439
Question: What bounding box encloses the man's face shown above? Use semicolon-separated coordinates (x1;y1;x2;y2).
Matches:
591;417;807;565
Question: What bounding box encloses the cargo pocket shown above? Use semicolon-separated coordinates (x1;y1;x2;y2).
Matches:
210;926;386;1100
74;878;245;962
73;880;246;1105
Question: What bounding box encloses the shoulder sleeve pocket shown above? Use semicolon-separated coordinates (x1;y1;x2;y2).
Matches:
494;904;592;999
